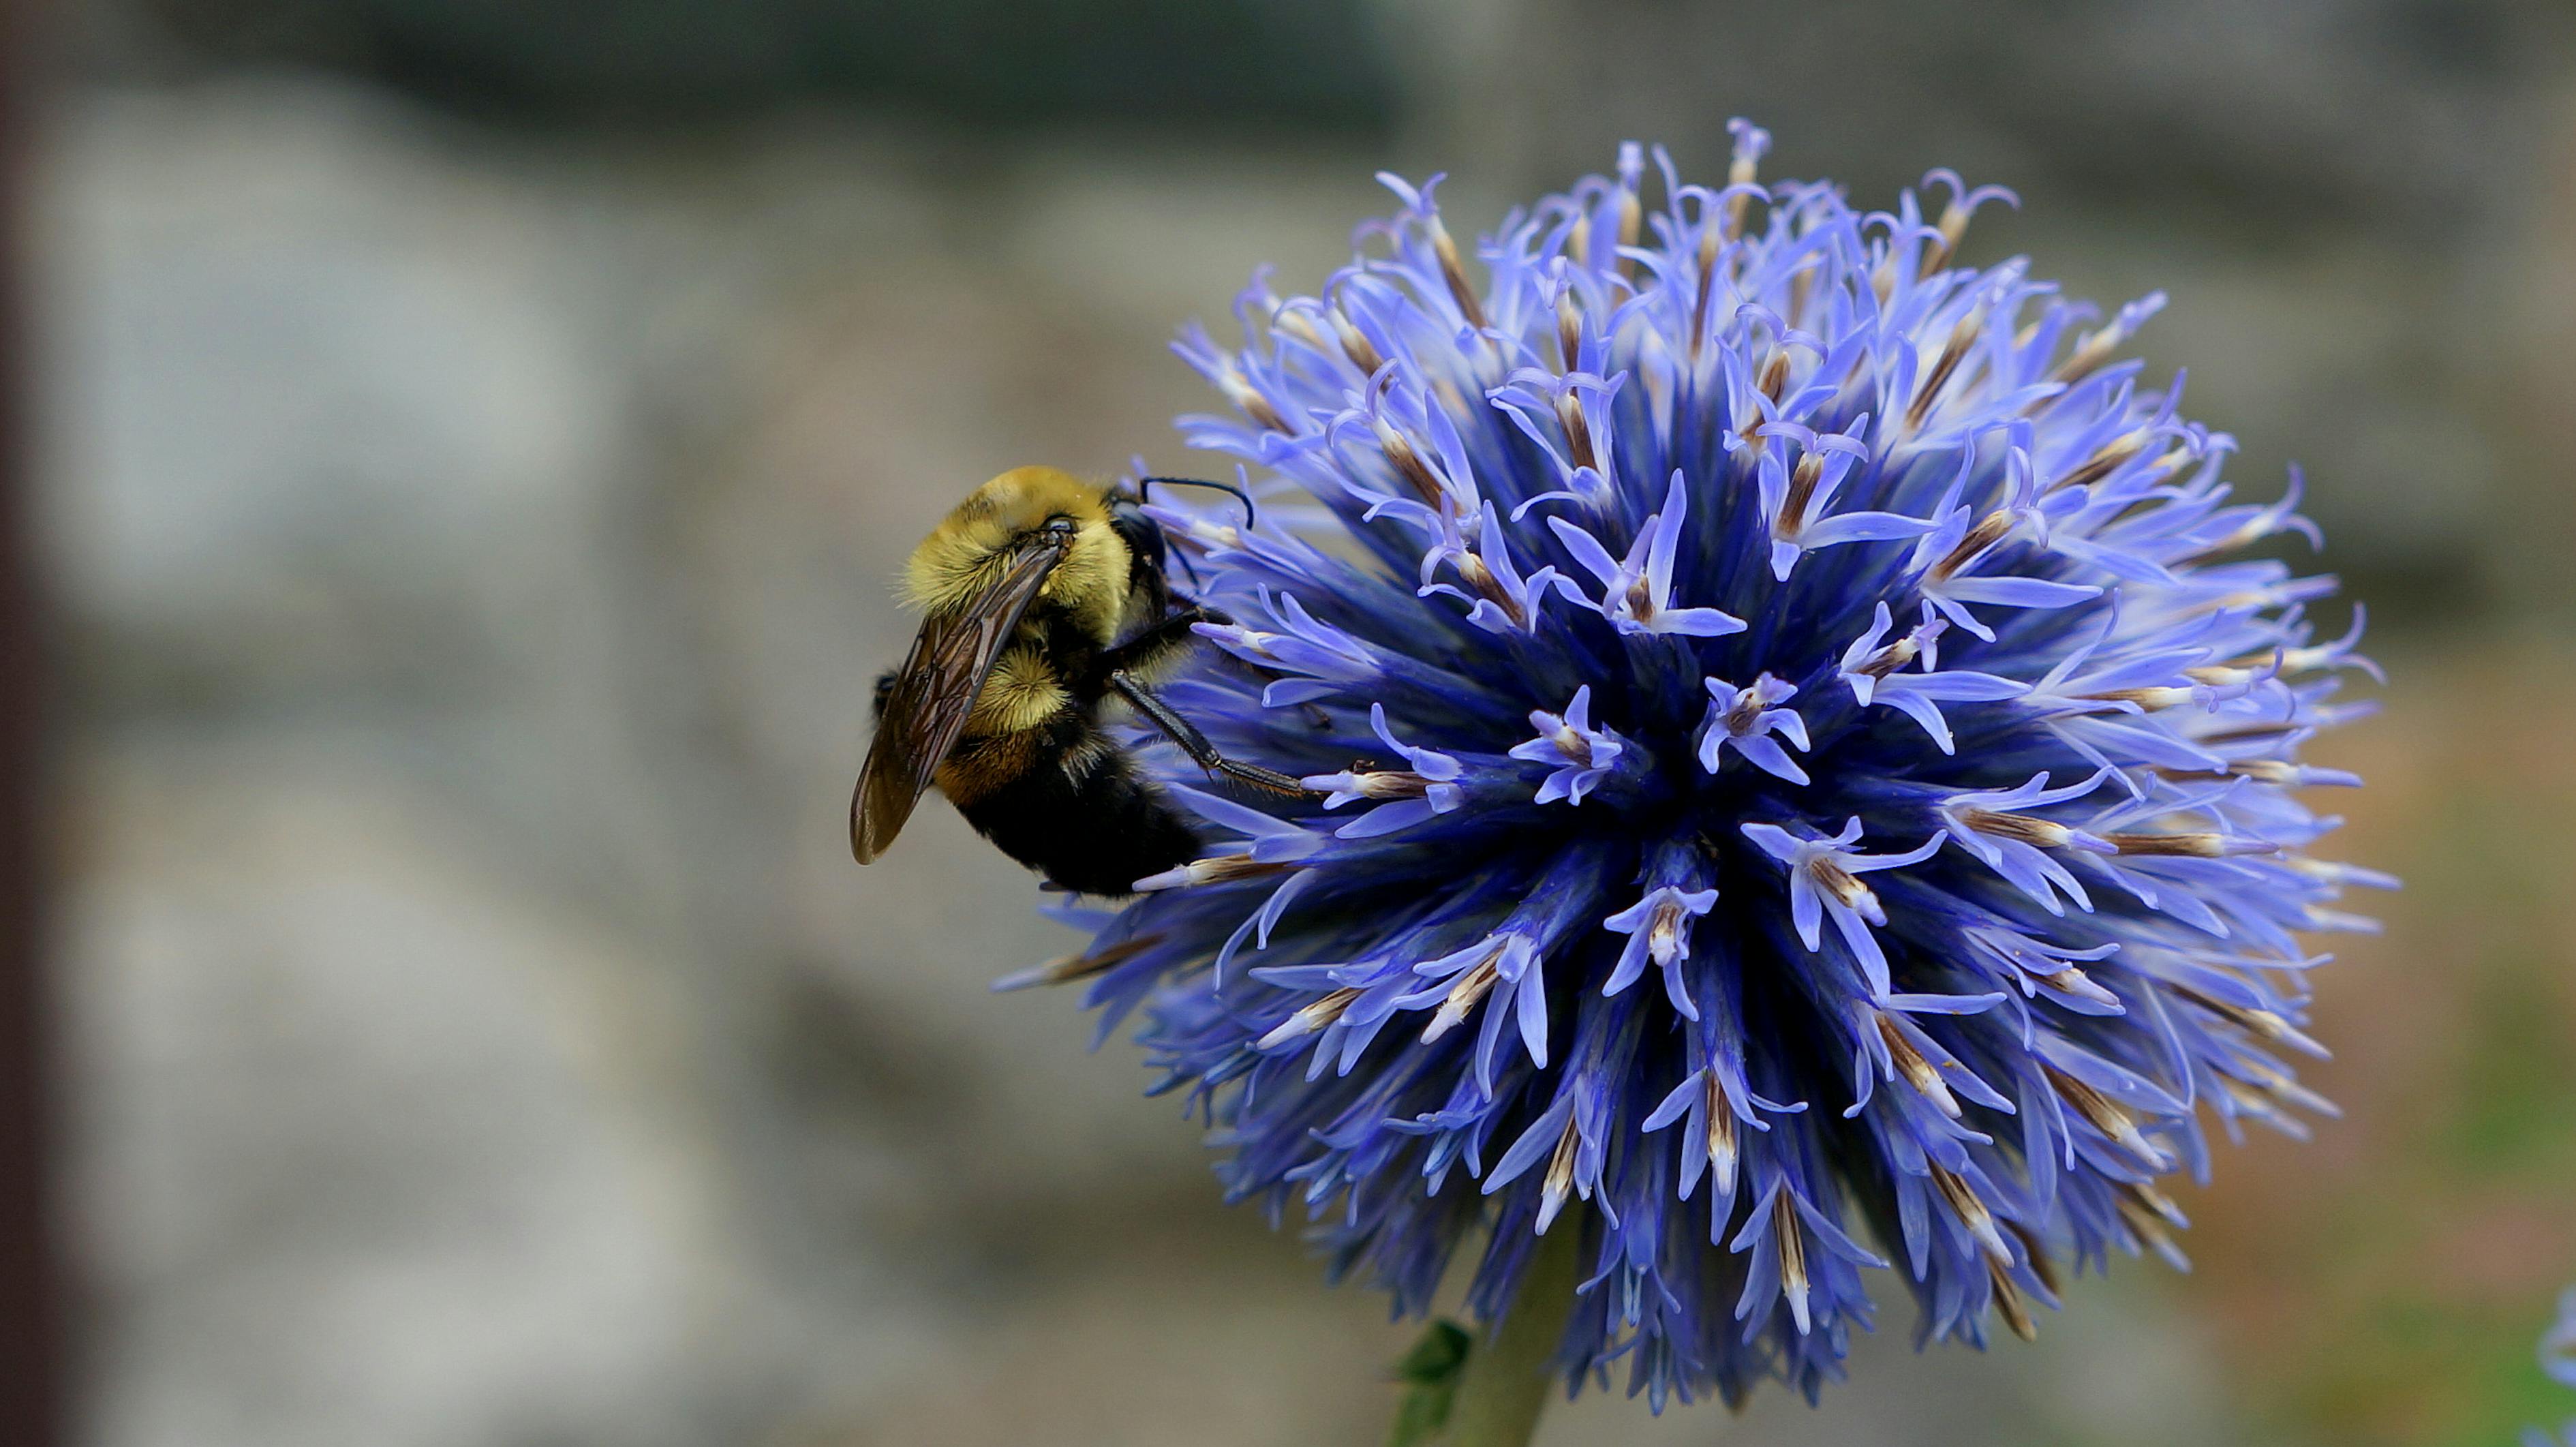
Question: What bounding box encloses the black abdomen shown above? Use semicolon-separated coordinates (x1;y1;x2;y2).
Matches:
957;720;1200;896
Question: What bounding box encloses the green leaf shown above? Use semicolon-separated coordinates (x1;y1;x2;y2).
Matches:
1385;1320;1474;1447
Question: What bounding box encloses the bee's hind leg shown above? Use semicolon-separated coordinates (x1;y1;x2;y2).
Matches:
1107;669;1318;799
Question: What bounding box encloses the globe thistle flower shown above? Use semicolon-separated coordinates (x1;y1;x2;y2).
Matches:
1011;127;2389;1409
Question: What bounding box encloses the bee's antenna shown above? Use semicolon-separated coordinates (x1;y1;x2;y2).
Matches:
1135;476;1259;530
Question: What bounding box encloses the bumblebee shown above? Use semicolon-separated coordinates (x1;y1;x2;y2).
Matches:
850;466;1312;896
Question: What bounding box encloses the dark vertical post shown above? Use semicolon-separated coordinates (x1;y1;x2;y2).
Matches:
0;0;63;1440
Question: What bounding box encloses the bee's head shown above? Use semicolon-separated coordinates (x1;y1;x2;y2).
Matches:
902;467;1137;634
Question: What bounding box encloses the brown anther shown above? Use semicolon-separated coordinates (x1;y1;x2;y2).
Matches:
1931;509;2013;581
2044;1064;2166;1168
1258;986;1364;1048
2115;1187;2185;1262
1426;215;1488;331
2051;431;2147;493
1552;721;1595;766
1612;185;1643;285
2005;1220;2061;1296
1181;853;1293;886
1557;288;1584;371
1721;688;1765;735
1775;1200;1810;1302
2170;984;2322;1056
1689;230;1720;360
1455;551;1527;629
1919;198;1975;277
1331;307;1384;377
1221;366;1291;435
1537;1111;1584;1230
1276;307;1330;355
2196;720;2299;746
1722;153;1760;241
1957;808;2072;849
1877;1013;1960;1118
1906;307;1985;431
1758;348;1791;405
1557;390;1599;474
1706;1071;1739;1186
2126;1182;2188;1228
2051;320;2133;388
1025;932;1166;987
1345;770;1431;802
1423;949;1504;1043
2104;832;2228;857
1776;453;1824;538
1375;423;1450;513
1852;634;1922;680
2076;685;2194;711
1987;1258;2040;1342
1931;1164;2007;1260
2034;965;2100;999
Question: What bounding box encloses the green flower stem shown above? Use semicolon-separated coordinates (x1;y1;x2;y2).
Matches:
1436;1225;1581;1447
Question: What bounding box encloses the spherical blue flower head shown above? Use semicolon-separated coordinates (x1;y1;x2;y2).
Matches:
1011;127;2393;1408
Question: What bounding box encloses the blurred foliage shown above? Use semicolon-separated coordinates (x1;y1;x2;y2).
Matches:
117;0;1399;130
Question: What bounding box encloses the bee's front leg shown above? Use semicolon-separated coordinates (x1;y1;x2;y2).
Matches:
1107;669;1319;799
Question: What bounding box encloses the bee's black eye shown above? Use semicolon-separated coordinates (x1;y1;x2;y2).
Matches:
1042;516;1078;538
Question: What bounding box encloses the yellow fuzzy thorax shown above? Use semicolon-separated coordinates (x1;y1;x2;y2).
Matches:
900;466;1133;645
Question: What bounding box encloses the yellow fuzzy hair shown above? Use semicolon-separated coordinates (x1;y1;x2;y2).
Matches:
900;466;1133;647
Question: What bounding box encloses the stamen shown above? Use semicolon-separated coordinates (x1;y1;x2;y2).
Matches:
2104;831;2258;857
1218;363;1291;434
1257;986;1363;1049
1988;1257;2040;1342
2053;311;2141;386
1331;306;1383;376
2044;1064;2170;1168
1758;348;1790;404
1557;389;1599;474
1957;808;2074;849
2079;685;2196;710
1537;1110;1583;1232
1721;147;1761;241
1877;1013;1960;1118
1422;949;1504;1043
1139;853;1294;889
1905;305;1985;431
998;932;1165;990
1931;1163;2010;1262
1552;721;1595;765
1706;1071;1738;1191
1275;307;1330;355
1930;509;2013;581
1557;288;1584;371
1425;211;1488;330
2168;984;2327;1057
2050;429;2148;492
1852;633;1922;680
1373;413;1450;513
1462;555;1528;627
1777;1202;1812;1333
2005;1220;2061;1296
1776;452;1823;538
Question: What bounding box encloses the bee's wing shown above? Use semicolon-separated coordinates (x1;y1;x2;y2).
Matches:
851;536;1067;863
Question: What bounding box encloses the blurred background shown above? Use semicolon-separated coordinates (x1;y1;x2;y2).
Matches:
11;0;2576;1442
